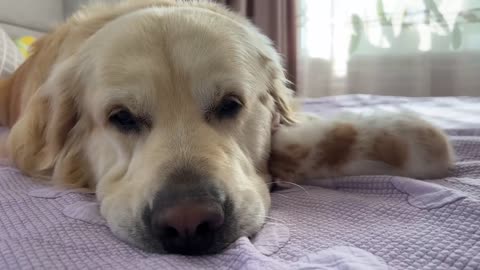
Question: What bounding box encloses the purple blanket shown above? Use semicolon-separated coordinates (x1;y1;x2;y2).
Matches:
1;95;480;269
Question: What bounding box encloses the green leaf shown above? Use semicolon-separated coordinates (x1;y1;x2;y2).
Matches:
377;0;390;25
349;34;361;55
451;22;462;50
349;14;363;55
461;11;479;23
424;0;449;32
351;14;363;35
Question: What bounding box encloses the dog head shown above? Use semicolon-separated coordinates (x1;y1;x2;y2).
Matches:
7;2;294;254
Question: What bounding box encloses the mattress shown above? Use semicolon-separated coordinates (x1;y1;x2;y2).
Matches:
1;95;480;269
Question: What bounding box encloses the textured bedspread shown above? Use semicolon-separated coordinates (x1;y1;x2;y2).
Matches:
1;95;480;269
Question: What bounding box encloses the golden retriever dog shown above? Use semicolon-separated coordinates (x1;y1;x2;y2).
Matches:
0;0;454;255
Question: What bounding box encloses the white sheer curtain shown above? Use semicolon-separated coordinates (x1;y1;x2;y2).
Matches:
297;0;480;97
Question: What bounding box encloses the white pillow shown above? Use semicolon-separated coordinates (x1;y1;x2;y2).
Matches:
0;27;24;79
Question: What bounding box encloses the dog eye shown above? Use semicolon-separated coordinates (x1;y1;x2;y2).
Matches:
215;96;243;119
109;108;141;132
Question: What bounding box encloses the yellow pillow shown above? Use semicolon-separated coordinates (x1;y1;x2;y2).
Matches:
15;36;37;58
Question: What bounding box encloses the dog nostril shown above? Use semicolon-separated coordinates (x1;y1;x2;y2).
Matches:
163;226;179;238
196;221;210;236
149;200;225;254
196;219;222;236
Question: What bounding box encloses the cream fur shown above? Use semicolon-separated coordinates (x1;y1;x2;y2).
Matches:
0;0;454;254
0;0;293;252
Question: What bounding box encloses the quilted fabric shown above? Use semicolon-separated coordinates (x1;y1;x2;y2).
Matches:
0;27;23;78
1;95;480;269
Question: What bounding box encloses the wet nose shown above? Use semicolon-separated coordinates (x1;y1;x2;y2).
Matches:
150;200;225;255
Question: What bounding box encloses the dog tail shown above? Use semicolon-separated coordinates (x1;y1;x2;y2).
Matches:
270;112;454;184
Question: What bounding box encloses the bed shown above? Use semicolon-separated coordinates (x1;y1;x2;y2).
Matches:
1;95;480;269
1;2;480;268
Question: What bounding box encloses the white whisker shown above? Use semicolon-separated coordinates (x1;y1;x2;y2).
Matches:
275;193;291;199
274;180;311;196
251;215;295;226
264;221;295;226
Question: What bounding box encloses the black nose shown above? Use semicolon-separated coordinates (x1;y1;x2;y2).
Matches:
145;167;228;255
150;200;224;255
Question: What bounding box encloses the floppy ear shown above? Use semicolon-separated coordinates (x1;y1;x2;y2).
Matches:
268;76;296;126
262;54;296;126
7;56;92;188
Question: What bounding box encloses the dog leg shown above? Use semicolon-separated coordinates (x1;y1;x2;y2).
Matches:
0;79;12;126
269;112;455;184
0;129;10;159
